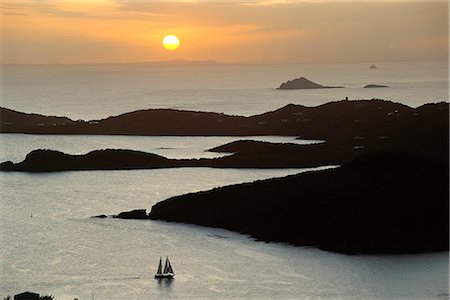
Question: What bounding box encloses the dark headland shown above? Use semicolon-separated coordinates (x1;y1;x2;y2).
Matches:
148;151;449;254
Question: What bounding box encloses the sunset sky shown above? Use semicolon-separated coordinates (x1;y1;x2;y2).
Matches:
1;0;448;64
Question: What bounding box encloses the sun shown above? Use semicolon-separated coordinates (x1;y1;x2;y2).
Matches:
162;35;180;51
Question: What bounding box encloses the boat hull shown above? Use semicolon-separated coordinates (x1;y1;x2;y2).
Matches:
155;273;174;279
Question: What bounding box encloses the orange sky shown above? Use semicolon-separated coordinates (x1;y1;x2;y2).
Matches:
1;1;448;64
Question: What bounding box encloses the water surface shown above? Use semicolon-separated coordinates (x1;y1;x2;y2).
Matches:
0;135;448;299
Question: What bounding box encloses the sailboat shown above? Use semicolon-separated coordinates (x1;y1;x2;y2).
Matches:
155;257;174;279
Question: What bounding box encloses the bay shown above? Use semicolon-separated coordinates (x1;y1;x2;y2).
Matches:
0;61;448;299
0;135;448;299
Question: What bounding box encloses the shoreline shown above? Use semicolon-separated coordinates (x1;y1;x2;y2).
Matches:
2;99;448;255
117;151;449;255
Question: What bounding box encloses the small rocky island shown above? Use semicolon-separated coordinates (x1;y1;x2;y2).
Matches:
364;84;389;88
277;77;344;90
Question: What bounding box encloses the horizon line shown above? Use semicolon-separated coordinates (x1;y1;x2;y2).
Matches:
1;58;448;67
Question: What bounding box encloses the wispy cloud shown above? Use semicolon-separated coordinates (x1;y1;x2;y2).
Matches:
1;0;448;64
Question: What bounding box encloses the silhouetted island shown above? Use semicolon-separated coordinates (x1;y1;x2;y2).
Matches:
1;100;448;172
0;149;174;172
114;209;148;219
277;77;344;90
148;151;449;254
1;100;447;138
364;84;389;88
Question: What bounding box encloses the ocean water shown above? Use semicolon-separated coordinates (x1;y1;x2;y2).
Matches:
0;61;449;299
0;134;322;163
0;135;448;300
1;61;448;120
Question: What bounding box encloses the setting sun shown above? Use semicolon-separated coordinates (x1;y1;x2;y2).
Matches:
162;35;180;51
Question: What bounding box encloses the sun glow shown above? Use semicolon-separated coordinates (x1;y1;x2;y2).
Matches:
162;35;180;51
1;2;447;64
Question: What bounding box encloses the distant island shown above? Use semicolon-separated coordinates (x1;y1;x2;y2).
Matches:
369;65;378;69
277;77;344;90
364;84;389;88
128;59;235;67
1;59;235;68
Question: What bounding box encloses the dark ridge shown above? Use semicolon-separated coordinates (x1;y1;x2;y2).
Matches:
0;107;75;132
1;100;448;142
148;151;449;254
0;144;339;172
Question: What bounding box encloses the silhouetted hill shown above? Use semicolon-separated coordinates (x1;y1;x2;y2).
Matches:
1;100;448;142
1;100;448;171
209;140;345;168
149;151;449;254
210;100;449;165
0;149;175;172
0;108;75;133
277;77;344;89
0;144;338;172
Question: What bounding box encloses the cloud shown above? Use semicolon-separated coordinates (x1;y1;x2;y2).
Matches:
1;0;448;64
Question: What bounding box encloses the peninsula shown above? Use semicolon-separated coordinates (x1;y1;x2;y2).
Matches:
126;151;450;254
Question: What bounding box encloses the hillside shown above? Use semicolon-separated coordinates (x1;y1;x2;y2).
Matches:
149;151;449;254
2;100;448;141
1;100;448;171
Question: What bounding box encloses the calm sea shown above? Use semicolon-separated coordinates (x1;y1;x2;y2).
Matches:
0;61;448;299
1;61;448;120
